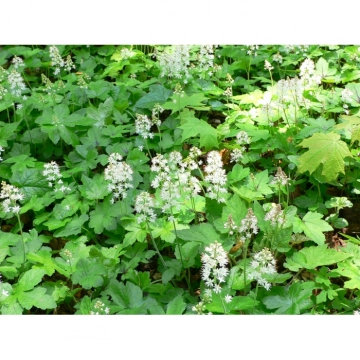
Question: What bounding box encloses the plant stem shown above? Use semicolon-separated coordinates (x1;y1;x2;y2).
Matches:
252;283;259;314
146;219;167;270
15;213;26;264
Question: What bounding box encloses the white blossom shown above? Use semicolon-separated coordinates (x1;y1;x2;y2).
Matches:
104;153;133;202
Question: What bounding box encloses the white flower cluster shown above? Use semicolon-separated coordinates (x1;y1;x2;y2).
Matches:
341;88;353;103
283;45;309;56
0;84;7;100
135;114;154;139
64;55;76;72
224;209;259;242
12;56;25;69
192;301;207;315
77;73;90;89
247;248;277;291
63;249;73;263
299;58;322;87
232;130;251;161
236;131;251;145
135;107;162;139
204;151;228;203
134;191;157;224
104;153;133;203
226;73;234;84
239;208;259;242
157;45;191;80
150;151;201;220
43;161;71;194
273;53;283;64
264;203;285;226
259;91;275;119
49;46;65;75
7;68;27;97
270;167;290;186
90;300;110;315
0;181;24;214
276;76;304;106
120;48;133;59
264;60;274;71
201;241;229;294
246;45;259;57
151;103;164;126
198;45;217;77
41;74;57;96
223;87;232;97
230;148;244;163
182;146;203;171
224;214;238;235
0;66;7;82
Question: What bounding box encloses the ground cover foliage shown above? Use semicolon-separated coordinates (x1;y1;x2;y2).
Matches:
1;44;360;315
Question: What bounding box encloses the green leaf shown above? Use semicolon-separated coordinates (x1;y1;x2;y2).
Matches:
27;250;59;276
10;168;48;199
79;174;109;200
87;98;114;127
0;122;20;147
134;84;172;109
72;258;106;289
17;287;56;310
107;279;143;309
284;245;352;271
2;154;37;172
298;132;352;182
293;211;333;245
162;268;175;285
334;260;360;289
245;170;273;196
176;223;220;245
297;117;335;138
53;214;89;237
262;282;314;314
16;269;46;292
166;295;186;314
174;242;200;268
163;93;209;113
227;164;250;184
1;301;23;315
179;110;218;150
89;201;118;234
228;296;254;311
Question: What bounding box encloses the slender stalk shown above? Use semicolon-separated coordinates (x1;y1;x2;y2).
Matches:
146;219;167;270
252;283;259;314
15;213;26;264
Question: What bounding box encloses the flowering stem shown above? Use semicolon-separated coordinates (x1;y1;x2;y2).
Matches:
252;283;259;314
15;213;26;264
145;139;153;160
5;98;10;123
172;218;184;269
243;241;248;295
146;219;167;270
220;293;228;315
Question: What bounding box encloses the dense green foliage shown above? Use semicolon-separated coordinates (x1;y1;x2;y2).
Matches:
1;44;360;314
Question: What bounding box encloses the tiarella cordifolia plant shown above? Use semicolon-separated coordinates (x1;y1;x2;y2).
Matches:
201;241;230;294
1;44;360;316
204;151;228;203
247;248;277;291
104;153;133;203
0;181;24;214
